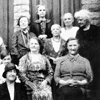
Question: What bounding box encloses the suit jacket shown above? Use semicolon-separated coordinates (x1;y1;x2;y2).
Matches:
0;82;27;100
30;19;52;38
11;30;36;58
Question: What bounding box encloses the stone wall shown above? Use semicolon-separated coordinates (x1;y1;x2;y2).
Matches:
81;0;100;26
14;0;30;32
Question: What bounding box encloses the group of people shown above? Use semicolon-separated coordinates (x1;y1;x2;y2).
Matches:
0;4;100;100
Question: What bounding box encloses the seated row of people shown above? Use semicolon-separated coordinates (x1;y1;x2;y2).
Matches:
0;37;93;100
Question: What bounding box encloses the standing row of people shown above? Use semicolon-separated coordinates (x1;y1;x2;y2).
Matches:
0;4;100;100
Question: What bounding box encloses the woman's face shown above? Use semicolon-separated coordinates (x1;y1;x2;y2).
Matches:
37;6;46;17
3;55;12;65
29;38;40;52
67;40;79;55
63;13;73;26
19;17;29;29
51;25;61;37
77;17;87;28
6;69;17;82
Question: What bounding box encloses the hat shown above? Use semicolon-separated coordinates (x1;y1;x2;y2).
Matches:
2;63;19;78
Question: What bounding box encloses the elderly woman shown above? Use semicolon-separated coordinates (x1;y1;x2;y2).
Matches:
54;38;93;100
43;24;66;70
18;37;53;100
75;9;100;100
11;16;36;65
43;24;66;100
60;13;79;41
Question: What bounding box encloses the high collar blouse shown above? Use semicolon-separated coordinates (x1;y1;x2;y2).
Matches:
54;54;93;85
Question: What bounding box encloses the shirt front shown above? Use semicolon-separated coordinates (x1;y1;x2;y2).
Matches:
61;27;79;41
54;54;93;85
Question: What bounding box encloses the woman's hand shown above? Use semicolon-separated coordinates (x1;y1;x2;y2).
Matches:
67;79;78;86
49;57;61;64
38;35;47;40
40;80;48;88
75;79;88;85
49;57;56;64
59;79;68;85
59;79;81;86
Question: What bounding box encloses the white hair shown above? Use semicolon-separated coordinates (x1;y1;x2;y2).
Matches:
51;24;61;31
62;13;74;20
74;9;91;22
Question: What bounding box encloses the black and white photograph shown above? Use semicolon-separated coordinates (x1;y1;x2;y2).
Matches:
0;0;100;100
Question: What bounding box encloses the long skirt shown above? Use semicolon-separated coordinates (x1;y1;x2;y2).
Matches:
32;85;52;100
26;81;53;100
56;85;83;100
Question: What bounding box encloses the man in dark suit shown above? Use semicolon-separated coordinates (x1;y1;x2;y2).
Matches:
0;63;27;100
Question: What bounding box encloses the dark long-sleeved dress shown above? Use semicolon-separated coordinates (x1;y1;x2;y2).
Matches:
11;30;36;64
11;30;36;59
43;38;66;70
76;24;100;100
54;54;93;100
43;38;66;100
0;82;27;100
30;19;52;38
18;53;53;100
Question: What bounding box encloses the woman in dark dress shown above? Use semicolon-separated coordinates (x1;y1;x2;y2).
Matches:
30;5;52;53
30;5;52;39
74;9;100;100
43;24;66;100
11;16;36;65
54;38;93;100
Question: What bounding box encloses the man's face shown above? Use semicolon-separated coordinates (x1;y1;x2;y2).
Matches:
77;17;87;28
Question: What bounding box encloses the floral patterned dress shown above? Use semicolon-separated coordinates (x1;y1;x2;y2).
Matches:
18;53;53;100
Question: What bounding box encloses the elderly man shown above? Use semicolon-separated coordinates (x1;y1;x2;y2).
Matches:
75;9;100;100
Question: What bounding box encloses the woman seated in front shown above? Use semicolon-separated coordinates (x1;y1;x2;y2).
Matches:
54;37;93;100
18;37;53;100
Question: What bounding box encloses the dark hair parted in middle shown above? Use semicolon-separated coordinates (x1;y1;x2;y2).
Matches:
17;16;30;26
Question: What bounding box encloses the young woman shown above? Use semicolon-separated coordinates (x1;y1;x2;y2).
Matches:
30;5;52;39
0;50;20;84
18;37;53;100
0;50;12;84
54;38;93;100
11;16;36;65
